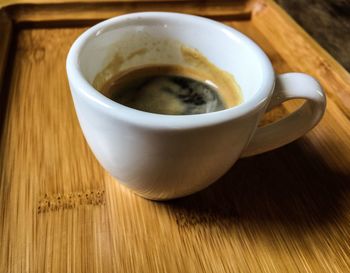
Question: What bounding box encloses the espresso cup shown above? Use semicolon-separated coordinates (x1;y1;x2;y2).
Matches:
66;12;326;200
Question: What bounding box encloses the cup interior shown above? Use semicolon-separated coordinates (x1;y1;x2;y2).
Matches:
72;12;274;113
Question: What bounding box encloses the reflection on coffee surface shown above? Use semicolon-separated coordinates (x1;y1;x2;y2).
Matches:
100;65;235;115
94;43;242;115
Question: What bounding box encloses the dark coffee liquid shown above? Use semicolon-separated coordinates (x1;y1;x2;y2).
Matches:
100;65;241;115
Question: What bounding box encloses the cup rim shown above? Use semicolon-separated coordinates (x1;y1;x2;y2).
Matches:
66;12;275;129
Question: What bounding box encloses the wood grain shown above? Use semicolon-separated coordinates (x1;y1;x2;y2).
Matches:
276;0;350;71
0;11;12;96
0;0;350;272
0;0;218;6
4;0;252;26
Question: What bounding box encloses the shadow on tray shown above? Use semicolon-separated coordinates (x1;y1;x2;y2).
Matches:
164;139;350;231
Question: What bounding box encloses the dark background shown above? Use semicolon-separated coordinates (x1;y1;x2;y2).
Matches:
277;0;350;71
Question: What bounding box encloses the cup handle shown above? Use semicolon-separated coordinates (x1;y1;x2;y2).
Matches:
241;73;326;157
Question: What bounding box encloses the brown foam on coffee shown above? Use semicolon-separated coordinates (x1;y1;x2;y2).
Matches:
92;40;242;111
93;53;124;91
180;46;242;108
100;65;229;115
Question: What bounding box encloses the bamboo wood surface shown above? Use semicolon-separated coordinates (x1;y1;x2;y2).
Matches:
0;0;350;272
0;11;12;99
4;0;252;26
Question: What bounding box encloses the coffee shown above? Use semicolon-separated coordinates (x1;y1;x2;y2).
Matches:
99;64;242;115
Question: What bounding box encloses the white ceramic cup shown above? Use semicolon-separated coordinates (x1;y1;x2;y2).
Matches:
66;12;326;200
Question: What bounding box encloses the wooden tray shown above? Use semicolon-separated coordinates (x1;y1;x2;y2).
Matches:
1;0;350;272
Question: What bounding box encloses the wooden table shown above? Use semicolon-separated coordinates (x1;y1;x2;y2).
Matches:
0;1;349;272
